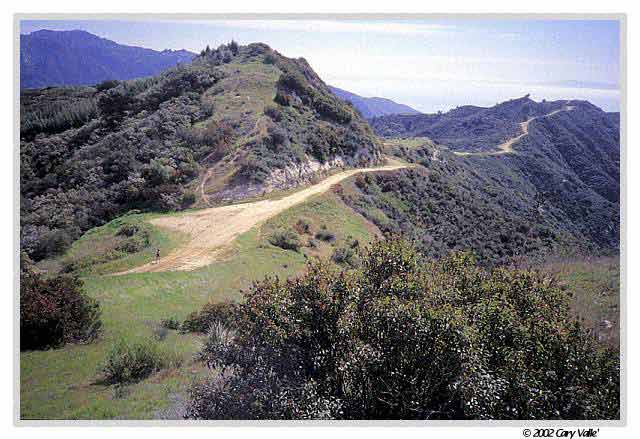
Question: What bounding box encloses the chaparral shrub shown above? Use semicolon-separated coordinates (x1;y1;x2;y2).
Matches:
331;246;359;268
100;338;182;384
268;229;301;252
180;302;238;334
314;227;336;243
186;237;619;420
20;253;102;350
161;316;182;331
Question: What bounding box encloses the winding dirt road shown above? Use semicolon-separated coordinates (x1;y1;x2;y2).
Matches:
117;160;408;274
454;104;575;157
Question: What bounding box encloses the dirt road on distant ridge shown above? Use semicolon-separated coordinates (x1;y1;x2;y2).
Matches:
454;104;575;157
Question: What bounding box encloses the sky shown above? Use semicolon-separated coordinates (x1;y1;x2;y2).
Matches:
20;18;622;113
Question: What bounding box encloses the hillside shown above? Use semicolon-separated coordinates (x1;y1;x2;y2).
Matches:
371;96;619;205
20;30;196;88
328;85;420;118
356;97;620;265
20;41;382;261
369;95;574;151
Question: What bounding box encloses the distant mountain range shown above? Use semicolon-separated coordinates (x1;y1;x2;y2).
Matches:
328;86;420;118
20;30;196;89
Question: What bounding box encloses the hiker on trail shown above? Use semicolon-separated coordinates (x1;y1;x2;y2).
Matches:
155;248;160;264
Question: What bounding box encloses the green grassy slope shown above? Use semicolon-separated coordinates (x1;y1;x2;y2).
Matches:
20;190;377;420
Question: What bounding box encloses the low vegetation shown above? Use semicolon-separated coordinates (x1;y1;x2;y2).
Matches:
42;212;188;276
160;317;181;331
20;87;99;138
331;245;359;267
540;256;620;347
268;229;302;252
187;238;619;420
100;338;182;384
180;303;238;334
20;253;102;350
314;227;337;243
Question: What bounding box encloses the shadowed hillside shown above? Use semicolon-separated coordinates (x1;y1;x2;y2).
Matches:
352;97;620;266
369;95;577;151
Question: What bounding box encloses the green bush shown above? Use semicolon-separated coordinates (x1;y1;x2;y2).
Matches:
181;302;238;334
314;228;336;243
294;218;312;235
115;234;149;253
20;253;102;350
116;223;139;237
331;246;359;268
263;53;278;65
98;87;134;126
100;338;179;384
268;229;301;252
186;237;619;420
264;105;283;122
181;190;197;207
161;316;181;330
197;322;237;367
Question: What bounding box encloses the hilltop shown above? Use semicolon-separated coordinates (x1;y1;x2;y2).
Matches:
20;30;196;89
20;41;382;261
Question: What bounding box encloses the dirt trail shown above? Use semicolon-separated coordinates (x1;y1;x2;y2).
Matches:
198;168;213;205
117;159;408;274
454;104;575;157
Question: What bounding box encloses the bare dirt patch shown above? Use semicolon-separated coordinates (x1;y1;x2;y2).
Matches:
116;161;408;274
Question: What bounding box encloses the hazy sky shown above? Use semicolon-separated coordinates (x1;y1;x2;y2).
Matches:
21;18;621;112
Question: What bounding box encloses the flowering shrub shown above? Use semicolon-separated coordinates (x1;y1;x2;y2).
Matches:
186;237;619;420
268;229;301;252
